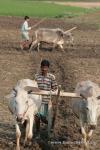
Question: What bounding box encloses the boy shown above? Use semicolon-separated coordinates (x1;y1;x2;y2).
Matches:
20;16;31;50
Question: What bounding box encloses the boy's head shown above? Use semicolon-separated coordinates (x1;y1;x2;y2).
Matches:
24;16;30;20
40;59;50;75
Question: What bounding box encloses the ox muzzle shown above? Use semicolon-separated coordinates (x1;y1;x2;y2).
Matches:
89;124;97;130
16;114;24;122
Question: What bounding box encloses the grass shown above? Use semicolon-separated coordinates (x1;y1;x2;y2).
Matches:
20;0;100;1
20;0;100;2
0;0;99;18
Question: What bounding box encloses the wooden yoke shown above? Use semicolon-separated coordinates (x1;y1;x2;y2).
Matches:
24;86;80;98
30;90;79;98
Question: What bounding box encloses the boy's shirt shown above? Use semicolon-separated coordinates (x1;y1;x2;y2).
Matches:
21;21;31;33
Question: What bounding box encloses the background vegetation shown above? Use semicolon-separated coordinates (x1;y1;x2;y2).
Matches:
0;0;99;17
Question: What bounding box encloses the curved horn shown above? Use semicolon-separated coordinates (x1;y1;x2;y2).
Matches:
24;86;41;93
80;93;87;100
64;27;77;34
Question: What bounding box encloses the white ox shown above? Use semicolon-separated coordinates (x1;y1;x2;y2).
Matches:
29;27;76;51
8;79;42;150
72;80;100;148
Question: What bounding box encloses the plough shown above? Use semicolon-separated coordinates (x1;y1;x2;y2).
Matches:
26;85;80;129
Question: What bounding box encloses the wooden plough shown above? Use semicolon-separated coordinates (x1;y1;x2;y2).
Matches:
31;18;46;29
25;85;80;130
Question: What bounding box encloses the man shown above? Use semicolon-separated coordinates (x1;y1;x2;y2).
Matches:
35;59;58;134
20;16;31;50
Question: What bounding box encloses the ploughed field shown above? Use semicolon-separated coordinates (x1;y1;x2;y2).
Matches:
0;14;100;150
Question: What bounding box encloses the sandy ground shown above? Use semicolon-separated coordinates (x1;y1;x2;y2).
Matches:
46;1;100;8
0;11;100;150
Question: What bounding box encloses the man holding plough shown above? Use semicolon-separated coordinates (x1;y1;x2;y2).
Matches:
20;16;46;50
31;59;58;137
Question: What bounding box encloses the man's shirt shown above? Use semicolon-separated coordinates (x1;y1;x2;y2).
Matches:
35;73;58;103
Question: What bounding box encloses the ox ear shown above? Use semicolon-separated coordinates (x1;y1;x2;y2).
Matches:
97;95;100;100
5;93;14;99
24;86;41;94
87;86;94;97
5;94;11;99
5;88;17;99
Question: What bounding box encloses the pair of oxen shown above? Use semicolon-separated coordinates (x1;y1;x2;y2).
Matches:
7;79;100;150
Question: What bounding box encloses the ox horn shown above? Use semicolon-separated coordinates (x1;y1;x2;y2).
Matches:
80;93;87;100
24;86;41;93
64;26;77;34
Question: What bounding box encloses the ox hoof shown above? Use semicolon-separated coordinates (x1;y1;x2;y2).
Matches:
16;146;20;150
84;143;89;150
24;140;32;148
29;49;32;53
61;48;64;52
87;135;92;142
27;134;32;140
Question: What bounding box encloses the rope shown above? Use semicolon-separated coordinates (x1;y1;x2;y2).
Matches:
23;103;34;119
